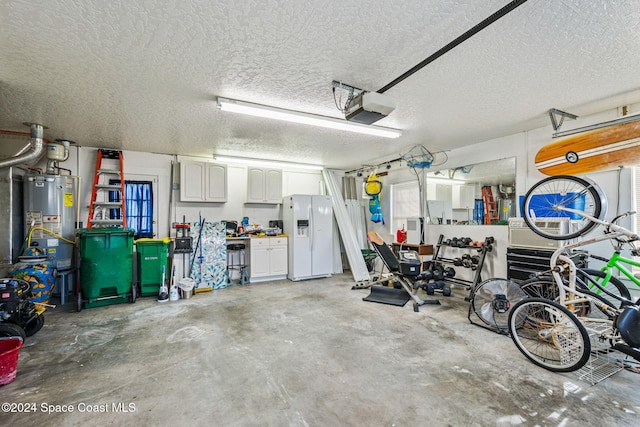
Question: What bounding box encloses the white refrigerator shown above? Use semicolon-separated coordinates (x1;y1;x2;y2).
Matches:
283;194;334;281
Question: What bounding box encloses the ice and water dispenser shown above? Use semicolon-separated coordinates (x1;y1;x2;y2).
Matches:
296;220;309;237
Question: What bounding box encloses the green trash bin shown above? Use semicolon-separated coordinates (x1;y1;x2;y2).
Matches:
76;228;135;310
135;238;171;297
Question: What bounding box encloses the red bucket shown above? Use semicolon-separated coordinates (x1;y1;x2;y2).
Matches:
0;337;23;385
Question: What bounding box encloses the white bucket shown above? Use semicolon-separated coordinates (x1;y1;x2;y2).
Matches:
178;278;196;299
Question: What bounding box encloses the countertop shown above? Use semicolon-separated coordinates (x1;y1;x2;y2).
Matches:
226;234;288;239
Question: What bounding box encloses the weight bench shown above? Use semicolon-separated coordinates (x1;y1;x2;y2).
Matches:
363;231;440;312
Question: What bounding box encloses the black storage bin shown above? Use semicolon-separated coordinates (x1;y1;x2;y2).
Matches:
398;251;421;276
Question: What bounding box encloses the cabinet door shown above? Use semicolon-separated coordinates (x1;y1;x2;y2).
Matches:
452;184;475;209
250;240;271;278
264;169;282;203
180;161;205;201
461;185;475;209
435;183;452;201
269;240;288;275
205;163;227;202
246;167;265;203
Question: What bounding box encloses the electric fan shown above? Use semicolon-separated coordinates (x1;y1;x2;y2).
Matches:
471;278;527;332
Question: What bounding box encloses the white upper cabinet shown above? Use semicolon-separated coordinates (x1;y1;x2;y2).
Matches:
452;184;475;209
180;160;227;202
246;167;282;203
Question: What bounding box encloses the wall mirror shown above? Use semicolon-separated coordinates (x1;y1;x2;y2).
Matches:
425;157;516;225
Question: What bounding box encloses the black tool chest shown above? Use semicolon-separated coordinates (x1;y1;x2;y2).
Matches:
506;247;588;284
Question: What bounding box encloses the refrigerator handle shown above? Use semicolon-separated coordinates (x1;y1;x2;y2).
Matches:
308;203;313;252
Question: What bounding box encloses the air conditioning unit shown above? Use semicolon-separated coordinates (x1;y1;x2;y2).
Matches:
406;217;424;245
508;217;571;250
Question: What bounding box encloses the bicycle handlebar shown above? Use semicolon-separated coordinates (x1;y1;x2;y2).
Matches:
611;211;636;224
608;210;636;229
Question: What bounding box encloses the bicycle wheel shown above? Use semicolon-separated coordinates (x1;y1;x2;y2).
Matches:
520;275;589;317
521;270;629;317
520;275;559;300
522;175;606;240
577;269;631;307
508;297;591;372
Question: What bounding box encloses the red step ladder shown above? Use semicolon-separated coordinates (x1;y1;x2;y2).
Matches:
481;186;499;225
87;149;127;228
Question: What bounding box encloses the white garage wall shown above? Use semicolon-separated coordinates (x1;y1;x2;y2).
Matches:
26;101;639;277
358;103;640;278
31;148;323;238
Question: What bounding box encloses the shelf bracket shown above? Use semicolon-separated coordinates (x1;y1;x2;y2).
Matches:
548;108;578;132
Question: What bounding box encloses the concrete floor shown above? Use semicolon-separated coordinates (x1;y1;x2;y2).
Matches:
1;274;639;426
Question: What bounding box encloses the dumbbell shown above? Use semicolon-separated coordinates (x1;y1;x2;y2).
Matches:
453;257;462;266
425;283;436;295
461;237;472;247
426;280;445;294
471;255;480;265
462;258;473;268
420;270;434;281
425;281;452;296
432;265;445;280
444;267;456;278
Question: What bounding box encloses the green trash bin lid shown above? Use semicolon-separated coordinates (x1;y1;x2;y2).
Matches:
135;238;171;246
76;227;136;236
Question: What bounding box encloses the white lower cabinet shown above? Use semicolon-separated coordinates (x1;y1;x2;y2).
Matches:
250;237;288;282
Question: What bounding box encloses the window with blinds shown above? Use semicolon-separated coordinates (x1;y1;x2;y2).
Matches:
390;181;420;234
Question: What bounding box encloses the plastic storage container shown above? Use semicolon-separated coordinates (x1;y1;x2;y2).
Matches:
76;228;135;309
0;337;23;385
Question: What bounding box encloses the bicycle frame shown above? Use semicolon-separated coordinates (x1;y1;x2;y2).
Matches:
594;251;640;289
548;206;637;314
510;178;640;372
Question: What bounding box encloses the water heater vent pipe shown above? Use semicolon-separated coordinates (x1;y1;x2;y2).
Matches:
0;122;47;170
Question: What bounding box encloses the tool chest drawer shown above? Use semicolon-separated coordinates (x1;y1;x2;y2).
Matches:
506;247;588;284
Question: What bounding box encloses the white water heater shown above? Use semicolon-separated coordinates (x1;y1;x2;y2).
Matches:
24;174;78;270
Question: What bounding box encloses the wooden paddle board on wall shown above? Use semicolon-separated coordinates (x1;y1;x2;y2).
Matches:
535;119;640;176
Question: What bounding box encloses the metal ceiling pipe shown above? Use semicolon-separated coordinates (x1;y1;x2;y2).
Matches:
0;122;47;169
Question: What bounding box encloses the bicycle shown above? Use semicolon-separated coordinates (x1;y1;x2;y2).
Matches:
521;175;638;301
506;175;640;372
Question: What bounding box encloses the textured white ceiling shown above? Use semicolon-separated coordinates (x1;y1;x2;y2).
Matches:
2;0;640;169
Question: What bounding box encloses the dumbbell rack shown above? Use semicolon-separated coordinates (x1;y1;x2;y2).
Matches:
430;234;494;300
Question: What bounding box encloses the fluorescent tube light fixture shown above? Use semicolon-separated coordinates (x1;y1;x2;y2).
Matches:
426;176;466;185
213;155;324;171
217;97;402;139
